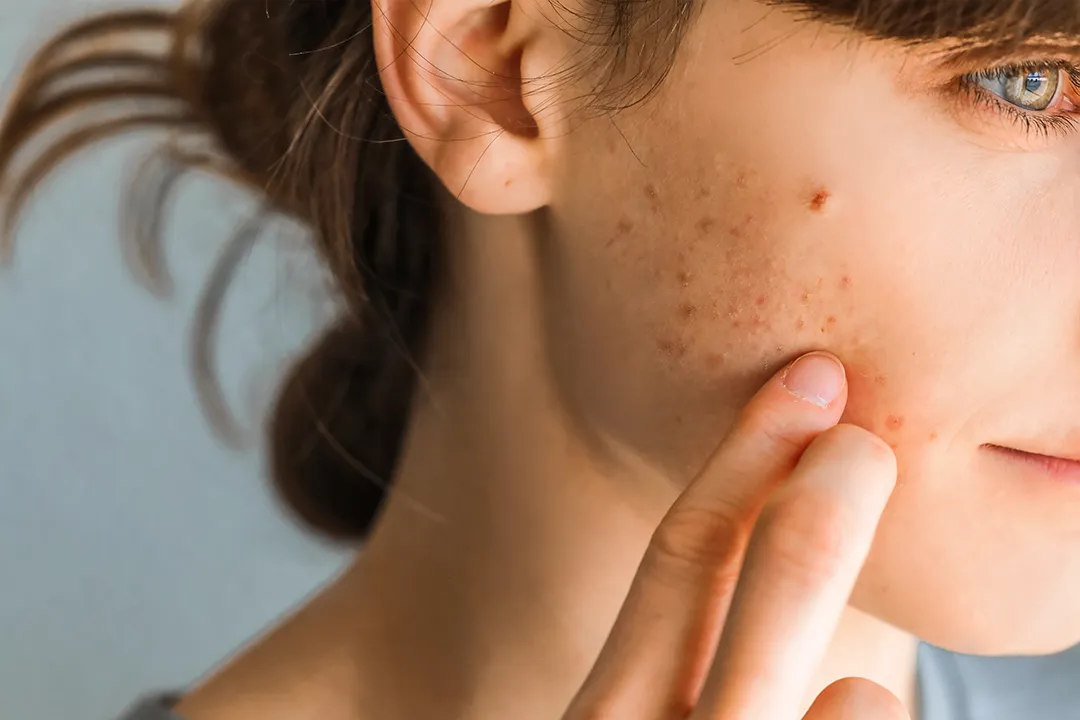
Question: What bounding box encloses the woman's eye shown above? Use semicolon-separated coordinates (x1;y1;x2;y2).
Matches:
973;65;1062;112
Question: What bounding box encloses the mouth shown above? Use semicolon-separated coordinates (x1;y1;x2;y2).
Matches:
983;443;1080;483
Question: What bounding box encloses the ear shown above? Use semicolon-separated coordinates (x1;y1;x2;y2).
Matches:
372;0;558;214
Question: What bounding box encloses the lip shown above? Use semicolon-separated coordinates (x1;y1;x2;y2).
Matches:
983;444;1080;483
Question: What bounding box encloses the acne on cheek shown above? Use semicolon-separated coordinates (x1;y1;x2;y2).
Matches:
651;178;849;368
641;176;943;451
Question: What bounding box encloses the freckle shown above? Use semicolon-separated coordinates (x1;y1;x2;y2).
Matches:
697;186;712;199
886;415;905;430
678;303;697;319
874;374;887;386
605;236;617;248
675;414;684;426
505;178;513;187
840;275;853;289
809;188;831;212
676;270;692;286
730;224;744;238
705;352;726;368
616;217;634;234
697;216;716;234
928;432;939;441
795;318;805;330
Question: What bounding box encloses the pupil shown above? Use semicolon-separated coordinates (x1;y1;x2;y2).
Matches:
1024;72;1047;94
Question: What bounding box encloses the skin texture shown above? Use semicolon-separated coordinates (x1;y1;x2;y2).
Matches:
174;1;1080;719
540;0;1080;654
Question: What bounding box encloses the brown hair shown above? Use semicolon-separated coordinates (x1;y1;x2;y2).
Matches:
2;0;1077;541
0;0;698;540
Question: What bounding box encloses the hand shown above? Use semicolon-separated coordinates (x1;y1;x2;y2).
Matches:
563;351;905;720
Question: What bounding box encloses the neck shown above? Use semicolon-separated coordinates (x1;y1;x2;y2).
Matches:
328;206;918;719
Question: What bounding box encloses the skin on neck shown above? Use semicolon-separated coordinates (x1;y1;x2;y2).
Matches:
184;201;916;720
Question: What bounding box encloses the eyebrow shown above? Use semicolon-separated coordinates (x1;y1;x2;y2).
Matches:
771;0;1080;59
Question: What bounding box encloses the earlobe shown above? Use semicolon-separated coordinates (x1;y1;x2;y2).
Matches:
372;0;554;214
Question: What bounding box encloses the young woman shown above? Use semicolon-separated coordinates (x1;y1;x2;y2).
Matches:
5;0;1080;718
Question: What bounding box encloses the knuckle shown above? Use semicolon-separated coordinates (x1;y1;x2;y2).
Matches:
734;403;807;457
649;501;749;580
757;491;851;582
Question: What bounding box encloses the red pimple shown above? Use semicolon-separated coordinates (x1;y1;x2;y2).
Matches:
826;315;837;325
756;295;767;307
809;188;831;212
705;352;726;368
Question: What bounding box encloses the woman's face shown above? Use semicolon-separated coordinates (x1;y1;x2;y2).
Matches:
543;0;1080;655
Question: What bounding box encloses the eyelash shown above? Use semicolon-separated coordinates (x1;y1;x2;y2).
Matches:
959;60;1080;138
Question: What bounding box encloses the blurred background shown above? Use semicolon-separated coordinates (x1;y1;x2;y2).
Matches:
0;2;349;717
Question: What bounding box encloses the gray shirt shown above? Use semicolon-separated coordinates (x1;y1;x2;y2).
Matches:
116;642;1080;719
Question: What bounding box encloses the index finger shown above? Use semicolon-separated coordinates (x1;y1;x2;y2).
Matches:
694;423;897;720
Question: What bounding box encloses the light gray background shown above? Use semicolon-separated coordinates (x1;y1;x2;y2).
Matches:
1;3;348;718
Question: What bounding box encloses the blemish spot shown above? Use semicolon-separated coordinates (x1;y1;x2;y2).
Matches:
675;414;684;426
874;374;887;386
840;275;853;289
736;171;750;189
732;320;742;328
645;183;659;200
616;217;634;234
801;292;811;305
696;216;717;234
928;432;939;441
705;352;726;368
657;338;688;359
676;270;692;287
505;178;513;187
809;188;831;212
678;303;697;319
826;315;837;326
889;442;899;451
697;186;712;199
755;295;766;307
752;314;765;327
886;415;905;430
795;318;805;330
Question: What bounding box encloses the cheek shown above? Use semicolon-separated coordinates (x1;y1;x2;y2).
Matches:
622;171;937;453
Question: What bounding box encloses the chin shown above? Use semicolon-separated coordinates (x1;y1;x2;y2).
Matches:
857;590;1080;658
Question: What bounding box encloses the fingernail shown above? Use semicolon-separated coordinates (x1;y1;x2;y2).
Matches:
781;352;846;408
